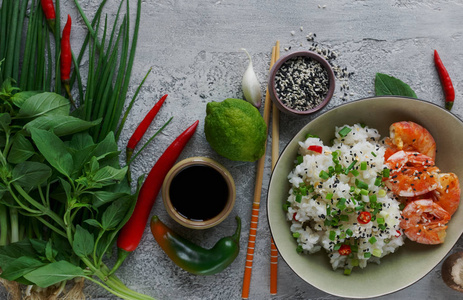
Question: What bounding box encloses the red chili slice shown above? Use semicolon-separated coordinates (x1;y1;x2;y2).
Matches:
357;211;372;224
308;145;323;153
338;244;351;255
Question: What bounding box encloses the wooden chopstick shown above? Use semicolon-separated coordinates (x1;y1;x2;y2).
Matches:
241;43;278;300
270;41;280;295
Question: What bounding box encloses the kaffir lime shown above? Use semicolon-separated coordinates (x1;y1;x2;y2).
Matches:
204;98;267;162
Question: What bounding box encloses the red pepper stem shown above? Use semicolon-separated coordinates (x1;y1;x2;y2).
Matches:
108;248;131;276
63;80;76;108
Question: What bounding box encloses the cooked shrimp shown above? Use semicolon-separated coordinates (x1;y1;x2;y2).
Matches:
430;173;460;216
385;121;436;160
400;199;451;244
385;150;440;197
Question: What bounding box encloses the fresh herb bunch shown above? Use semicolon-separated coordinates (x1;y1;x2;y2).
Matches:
0;0;156;299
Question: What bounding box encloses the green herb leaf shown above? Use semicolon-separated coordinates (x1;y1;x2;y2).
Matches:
92;191;131;208
72;225;94;258
23;261;85;288
11;161;52;188
92;166;128;186
10;91;40;108
24;115;101;136
375;73;417;98
18;92;70;118
0;256;45;281
84;219;103;228
102;198;131;230
29;128;74;177
7;133;35;164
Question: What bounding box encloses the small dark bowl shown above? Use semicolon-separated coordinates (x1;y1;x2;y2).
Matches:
268;50;335;116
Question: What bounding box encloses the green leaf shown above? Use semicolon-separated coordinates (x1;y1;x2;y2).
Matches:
0;256;45;281
101;198;131;230
0;113;11;132
24;115;101;136
84;219;102;228
8;133;35;164
11;161;52;188
45;240;55;262
92;131;118;158
375;73;417;98
0;239;39;269
18;92;70;118
23;261;85;288
68;132;95;150
72;225;94;258
92;191;131;208
10;91;41;108
92;166;127;186
29;128;74;177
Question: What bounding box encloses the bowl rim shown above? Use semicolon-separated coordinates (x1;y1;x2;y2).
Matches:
266;96;463;298
268;50;336;115
162;156;236;229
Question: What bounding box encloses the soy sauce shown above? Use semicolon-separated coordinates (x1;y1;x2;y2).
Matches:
169;165;228;221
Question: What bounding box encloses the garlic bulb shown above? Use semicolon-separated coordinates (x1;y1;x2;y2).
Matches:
241;48;262;108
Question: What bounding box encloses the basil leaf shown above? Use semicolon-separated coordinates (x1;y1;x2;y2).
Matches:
0;256;45;281
10;91;40;108
0;240;38;270
23;261;85;288
11;161;52;188
18;92;70;118
375;73;417;98
72;225;94;258
92;166;128;186
29;128;74;177
101;198;131;230
92;191;131;208
8;133;35;164
24;115;101;136
84;219;103;228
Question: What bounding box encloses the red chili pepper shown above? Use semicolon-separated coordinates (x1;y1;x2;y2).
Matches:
60;15;72;82
40;0;56;29
395;230;402;238
110;120;199;274
338;244;351;256
126;94;168;161
60;15;75;107
357;211;371;224
434;50;455;110
307;145;323;154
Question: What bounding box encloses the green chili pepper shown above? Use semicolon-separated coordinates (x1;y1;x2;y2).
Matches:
150;215;241;275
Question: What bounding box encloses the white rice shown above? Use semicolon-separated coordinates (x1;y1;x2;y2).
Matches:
285;124;405;273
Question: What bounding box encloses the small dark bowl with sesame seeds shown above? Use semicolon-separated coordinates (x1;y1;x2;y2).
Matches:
268;51;335;116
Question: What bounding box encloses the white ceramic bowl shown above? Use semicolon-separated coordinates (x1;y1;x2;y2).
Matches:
267;96;463;298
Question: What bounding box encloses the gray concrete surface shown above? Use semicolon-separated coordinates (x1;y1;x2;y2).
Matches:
2;0;463;299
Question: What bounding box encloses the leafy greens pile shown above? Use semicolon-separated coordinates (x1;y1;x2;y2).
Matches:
0;0;155;299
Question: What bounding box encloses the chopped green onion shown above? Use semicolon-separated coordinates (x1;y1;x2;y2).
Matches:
328;166;335;176
372;249;382;257
305;133;319;139
339;232;346;239
345;207;354;214
360;189;369;196
360;161;367;170
346;229;353;236
351;259;359;267
308;185;315;193
329;231;336;241
338;126;352;137
295;194;302;203
384;238;391;244
300;186;308;196
382;168;390;178
377;217;385;224
349;186;355;193
340;215;349;222
371;151;377;157
334;243;342;251
344;268;352;275
344;160;358;174
379;224;386;230
369;237;377;244
378;189;387;197
335;164;343;174
319;170;330;180
331;217;339;226
350;169;360;177
374;176;382;186
364;252;372;258
369;194;377;203
283;201;291;212
355;179;368;190
296;245;303;254
326;193;333;200
326;204;331;216
324;219;332;226
351;245;358;252
296;155;303;165
293;232;300;238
